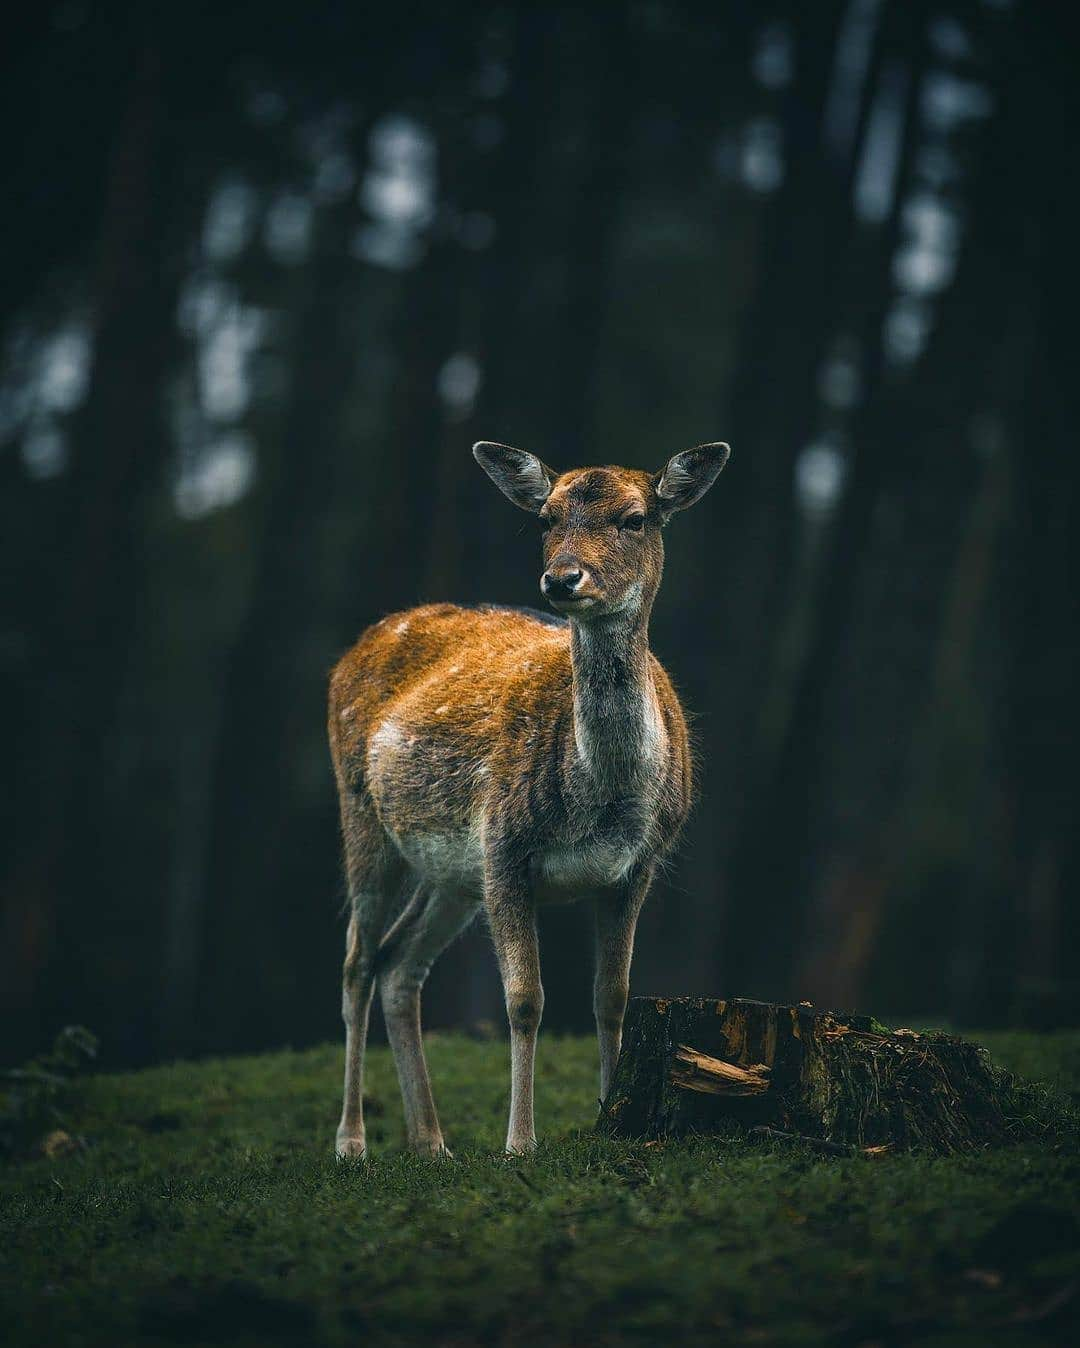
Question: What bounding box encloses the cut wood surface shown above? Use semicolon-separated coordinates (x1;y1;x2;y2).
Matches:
597;997;1010;1153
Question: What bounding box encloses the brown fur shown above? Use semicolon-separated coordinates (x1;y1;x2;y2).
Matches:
329;442;729;1157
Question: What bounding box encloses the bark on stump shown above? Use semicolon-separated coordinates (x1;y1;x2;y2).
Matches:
597;997;1008;1153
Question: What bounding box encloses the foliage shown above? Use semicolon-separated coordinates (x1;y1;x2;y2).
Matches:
1;1031;1077;1346
0;1026;98;1161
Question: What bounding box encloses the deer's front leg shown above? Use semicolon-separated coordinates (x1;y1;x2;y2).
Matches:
484;852;542;1154
593;865;653;1102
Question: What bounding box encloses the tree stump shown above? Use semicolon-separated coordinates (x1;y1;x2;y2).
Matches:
597;997;1009;1153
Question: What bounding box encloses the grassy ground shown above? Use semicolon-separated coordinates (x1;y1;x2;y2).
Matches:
2;1029;1078;1347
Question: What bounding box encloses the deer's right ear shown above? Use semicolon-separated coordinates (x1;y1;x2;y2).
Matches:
653;442;731;519
473;442;556;513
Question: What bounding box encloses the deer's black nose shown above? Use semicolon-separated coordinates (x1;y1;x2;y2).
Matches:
541;560;585;598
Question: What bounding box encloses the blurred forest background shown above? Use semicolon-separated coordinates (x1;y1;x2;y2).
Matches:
2;0;1077;1069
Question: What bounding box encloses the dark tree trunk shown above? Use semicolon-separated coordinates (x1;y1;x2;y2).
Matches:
721;0;929;1000
994;1;1080;1028
683;0;851;990
193;196;363;1057
799;2;1025;1013
1;33;180;1061
547;7;633;467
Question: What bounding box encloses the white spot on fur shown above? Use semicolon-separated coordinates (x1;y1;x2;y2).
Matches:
621;580;644;613
369;718;405;761
394;620;409;635
340;699;361;721
435;704;449;715
448;664;461;675
642;690;667;764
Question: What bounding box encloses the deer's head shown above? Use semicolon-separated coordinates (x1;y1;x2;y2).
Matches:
473;441;730;622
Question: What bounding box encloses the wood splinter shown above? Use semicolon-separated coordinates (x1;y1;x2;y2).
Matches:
670;1045;771;1096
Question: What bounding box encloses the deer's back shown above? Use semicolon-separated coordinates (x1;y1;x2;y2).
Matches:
329;601;570;808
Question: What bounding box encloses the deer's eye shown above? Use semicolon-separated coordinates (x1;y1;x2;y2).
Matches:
621;513;645;532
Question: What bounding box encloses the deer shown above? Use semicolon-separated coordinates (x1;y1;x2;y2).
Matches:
328;440;730;1158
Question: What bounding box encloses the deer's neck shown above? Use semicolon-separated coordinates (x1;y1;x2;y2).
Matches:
568;610;663;795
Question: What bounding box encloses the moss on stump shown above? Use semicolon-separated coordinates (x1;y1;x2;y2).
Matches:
597;997;1009;1153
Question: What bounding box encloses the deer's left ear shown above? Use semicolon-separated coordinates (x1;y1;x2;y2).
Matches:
473;441;557;513
653;442;731;519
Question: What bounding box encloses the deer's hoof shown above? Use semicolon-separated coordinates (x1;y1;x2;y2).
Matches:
335;1135;367;1160
413;1138;453;1160
505;1137;538;1157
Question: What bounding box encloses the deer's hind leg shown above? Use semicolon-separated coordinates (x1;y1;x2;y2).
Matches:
336;794;404;1159
377;883;479;1156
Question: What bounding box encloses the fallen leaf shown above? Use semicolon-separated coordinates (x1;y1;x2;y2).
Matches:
40;1130;80;1159
963;1268;1002;1290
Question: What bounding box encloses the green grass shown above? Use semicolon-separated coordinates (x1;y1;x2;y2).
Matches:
2;1031;1078;1347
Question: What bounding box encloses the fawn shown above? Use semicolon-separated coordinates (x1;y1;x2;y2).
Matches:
328;440;730;1156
